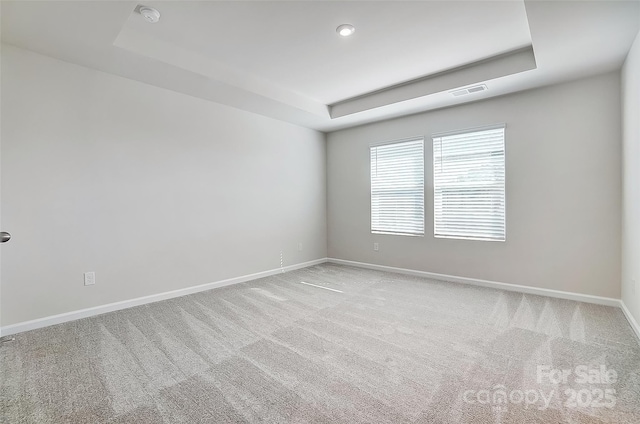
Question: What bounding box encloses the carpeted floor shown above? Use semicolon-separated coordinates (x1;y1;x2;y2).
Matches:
1;263;639;423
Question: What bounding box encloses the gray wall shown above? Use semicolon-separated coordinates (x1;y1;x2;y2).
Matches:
622;30;640;324
327;72;622;298
0;45;327;326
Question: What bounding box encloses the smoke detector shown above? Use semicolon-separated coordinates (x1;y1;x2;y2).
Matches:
450;84;488;97
138;6;160;23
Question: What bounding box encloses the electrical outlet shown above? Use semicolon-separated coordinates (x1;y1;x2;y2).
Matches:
297;242;303;252
373;242;379;251
84;272;95;286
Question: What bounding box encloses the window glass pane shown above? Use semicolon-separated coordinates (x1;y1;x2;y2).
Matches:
371;139;425;236
433;126;506;241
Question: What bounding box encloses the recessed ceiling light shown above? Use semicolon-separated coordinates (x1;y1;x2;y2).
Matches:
139;6;161;24
336;24;355;37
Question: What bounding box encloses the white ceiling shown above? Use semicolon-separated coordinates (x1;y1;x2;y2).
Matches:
2;1;639;132
121;1;532;104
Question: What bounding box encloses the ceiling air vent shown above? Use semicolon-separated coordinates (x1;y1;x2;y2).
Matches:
450;84;488;97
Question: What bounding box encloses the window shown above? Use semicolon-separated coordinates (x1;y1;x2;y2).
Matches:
433;125;506;241
371;138;424;236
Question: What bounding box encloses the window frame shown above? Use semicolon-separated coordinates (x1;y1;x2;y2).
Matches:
370;136;425;237
432;124;506;242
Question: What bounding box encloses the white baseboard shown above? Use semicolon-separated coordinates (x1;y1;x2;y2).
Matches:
327;258;640;343
620;300;640;342
4;257;637;342
0;258;328;337
327;258;621;307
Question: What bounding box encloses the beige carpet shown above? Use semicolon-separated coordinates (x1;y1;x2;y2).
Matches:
1;263;639;423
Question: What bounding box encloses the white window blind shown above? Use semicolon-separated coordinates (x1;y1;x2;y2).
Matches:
371;138;424;236
433;126;506;241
